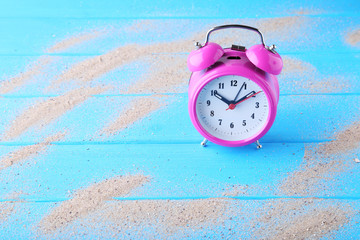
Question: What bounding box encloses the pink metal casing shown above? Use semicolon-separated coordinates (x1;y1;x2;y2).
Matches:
187;42;224;72
246;44;283;75
188;48;279;147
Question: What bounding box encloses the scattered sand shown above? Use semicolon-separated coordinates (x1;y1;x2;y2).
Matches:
207;16;308;48
281;56;350;93
38;174;149;234
0;192;23;222
101;96;164;136
280;147;344;195
125;55;188;94
252;199;353;239
90;198;229;236
345;28;360;47
304;76;350;93
47;30;103;53
292;8;324;15
48;44;150;88
282;56;317;76
0;30;107;95
48;16;307;92
256;120;360;238
318;120;360;156
0;203;15;222
256;16;308;41
257;198;316;225
1;86;108;141
47;42;192;92
281;120;360;196
0;56;54;94
270;205;350;239
125;20;155;33
0;132;66;171
222;184;249;197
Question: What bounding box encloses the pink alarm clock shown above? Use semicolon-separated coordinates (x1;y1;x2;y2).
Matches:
187;24;283;148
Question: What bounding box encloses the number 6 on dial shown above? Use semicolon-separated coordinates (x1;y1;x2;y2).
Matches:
187;24;283;148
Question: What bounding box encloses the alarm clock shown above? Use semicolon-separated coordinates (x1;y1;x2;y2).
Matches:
187;24;283;148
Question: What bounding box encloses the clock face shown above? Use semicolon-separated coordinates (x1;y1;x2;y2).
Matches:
196;75;270;141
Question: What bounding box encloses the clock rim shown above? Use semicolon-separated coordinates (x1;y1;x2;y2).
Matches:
189;71;277;147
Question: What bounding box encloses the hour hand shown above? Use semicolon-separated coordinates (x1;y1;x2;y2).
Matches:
214;92;232;105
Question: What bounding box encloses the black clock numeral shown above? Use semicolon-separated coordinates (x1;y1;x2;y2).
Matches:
210;110;214;117
255;102;259;108
243;82;247;90
218;83;224;89
230;122;234;128
218;119;222;125
242;120;246;126
251;113;255;119
206;100;211;106
231;80;238;87
211;90;218;96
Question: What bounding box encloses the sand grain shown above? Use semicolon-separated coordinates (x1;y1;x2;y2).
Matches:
345;28;360;47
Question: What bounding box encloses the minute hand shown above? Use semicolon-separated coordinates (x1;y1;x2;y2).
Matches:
226;91;262;111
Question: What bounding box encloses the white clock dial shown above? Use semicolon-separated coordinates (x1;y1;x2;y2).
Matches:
196;75;270;141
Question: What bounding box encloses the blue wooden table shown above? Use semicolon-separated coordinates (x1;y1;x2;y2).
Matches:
0;0;359;239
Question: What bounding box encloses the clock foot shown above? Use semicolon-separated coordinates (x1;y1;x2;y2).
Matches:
255;140;262;149
201;138;208;147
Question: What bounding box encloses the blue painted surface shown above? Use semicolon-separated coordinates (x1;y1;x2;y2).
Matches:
0;0;359;239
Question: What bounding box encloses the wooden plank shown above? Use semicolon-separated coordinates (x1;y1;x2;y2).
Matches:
0;199;359;239
1;0;359;18
0;16;359;55
1;52;359;96
0;142;359;199
0;94;359;143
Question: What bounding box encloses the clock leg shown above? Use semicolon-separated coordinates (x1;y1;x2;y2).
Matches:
255;140;262;149
201;138;208;147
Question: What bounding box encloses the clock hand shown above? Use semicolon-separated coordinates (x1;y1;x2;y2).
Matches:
234;91;256;104
233;82;246;102
214;92;232;105
226;91;262;111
